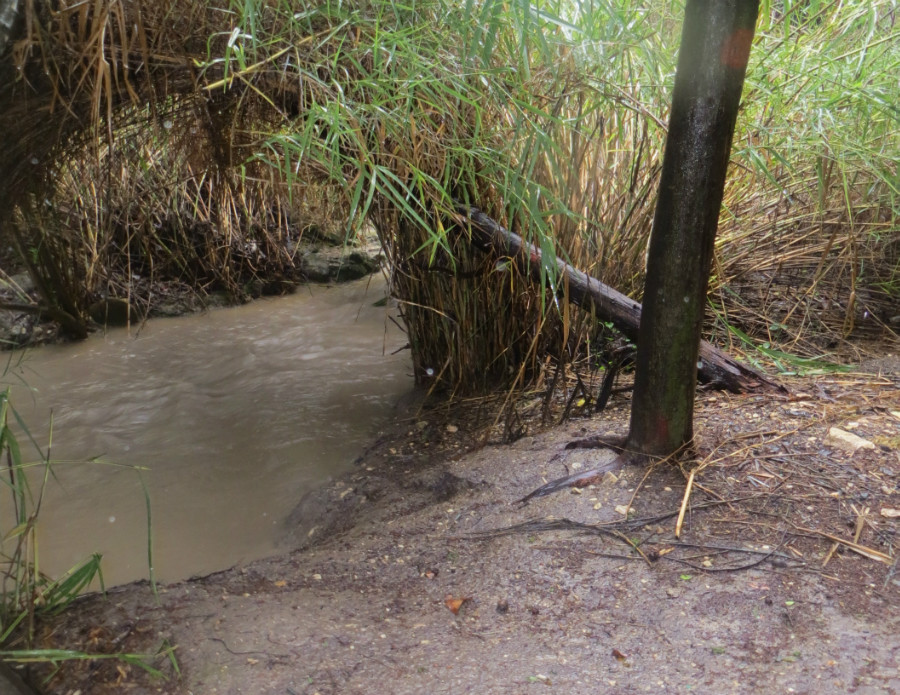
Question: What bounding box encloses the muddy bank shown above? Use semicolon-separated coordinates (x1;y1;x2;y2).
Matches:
0;229;382;350
10;370;899;694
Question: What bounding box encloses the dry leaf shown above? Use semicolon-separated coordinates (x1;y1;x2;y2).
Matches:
444;594;470;614
274;579;287;587
881;508;900;518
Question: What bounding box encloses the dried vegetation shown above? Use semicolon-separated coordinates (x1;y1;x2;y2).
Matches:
0;0;896;389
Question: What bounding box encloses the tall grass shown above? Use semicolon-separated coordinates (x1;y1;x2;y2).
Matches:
0;0;896;390
0;387;102;646
0;382;170;680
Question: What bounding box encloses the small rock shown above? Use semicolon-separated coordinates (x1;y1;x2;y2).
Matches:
496;599;509;614
666;587;681;599
825;427;876;454
602;471;618;485
8;272;34;294
614;504;630;516
446;424;458;433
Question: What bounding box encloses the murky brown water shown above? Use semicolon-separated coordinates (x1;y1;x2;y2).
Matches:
3;276;412;587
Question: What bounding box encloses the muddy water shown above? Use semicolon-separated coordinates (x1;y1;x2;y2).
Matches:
5;277;412;587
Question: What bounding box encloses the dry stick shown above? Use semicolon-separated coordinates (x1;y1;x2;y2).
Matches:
466;497;750;541
675;469;697;539
667;550;778;573
454;204;786;394
823;504;868;568
625;465;657;518
798;525;892;565
610;529;654;567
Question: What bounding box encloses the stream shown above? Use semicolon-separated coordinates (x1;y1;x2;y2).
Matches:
3;276;412;587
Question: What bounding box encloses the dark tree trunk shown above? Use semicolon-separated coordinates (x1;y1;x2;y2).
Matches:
627;0;760;456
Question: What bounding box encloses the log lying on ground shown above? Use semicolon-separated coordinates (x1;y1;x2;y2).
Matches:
455;204;785;394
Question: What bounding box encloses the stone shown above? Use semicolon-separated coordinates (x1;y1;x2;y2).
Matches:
825;427;876;454
302;247;381;283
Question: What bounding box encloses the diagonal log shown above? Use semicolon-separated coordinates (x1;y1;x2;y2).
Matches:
455;204;785;394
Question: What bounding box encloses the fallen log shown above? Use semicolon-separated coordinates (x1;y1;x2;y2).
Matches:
454;204;785;394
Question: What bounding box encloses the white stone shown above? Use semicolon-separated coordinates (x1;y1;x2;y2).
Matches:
825;427;876;454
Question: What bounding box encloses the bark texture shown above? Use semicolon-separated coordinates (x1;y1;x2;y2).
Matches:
627;0;760;456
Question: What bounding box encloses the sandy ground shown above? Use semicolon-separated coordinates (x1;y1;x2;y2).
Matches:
12;369;900;694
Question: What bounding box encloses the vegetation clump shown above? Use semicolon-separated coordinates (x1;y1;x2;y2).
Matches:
0;0;895;390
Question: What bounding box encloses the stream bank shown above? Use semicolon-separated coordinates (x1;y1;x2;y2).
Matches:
0;227;382;350
13;366;900;694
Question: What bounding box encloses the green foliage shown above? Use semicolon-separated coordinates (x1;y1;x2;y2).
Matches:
0;0;896;387
0;384;166;677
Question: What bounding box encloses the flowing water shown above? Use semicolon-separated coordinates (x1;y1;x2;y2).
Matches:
3;276;412;587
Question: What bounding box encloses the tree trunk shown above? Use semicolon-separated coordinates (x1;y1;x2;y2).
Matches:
456;204;782;395
627;0;760;456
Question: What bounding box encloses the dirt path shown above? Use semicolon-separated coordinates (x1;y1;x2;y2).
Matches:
17;371;900;694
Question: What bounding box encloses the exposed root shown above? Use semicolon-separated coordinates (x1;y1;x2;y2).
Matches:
516;455;627;504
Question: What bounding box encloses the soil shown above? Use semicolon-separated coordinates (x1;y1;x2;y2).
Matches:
10;364;900;694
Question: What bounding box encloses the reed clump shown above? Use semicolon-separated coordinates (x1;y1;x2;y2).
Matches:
0;0;895;390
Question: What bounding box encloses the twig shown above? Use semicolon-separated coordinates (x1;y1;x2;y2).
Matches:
611;529;653;566
796;526;892;564
667;550;782;573
466;497;756;541
675;469;696;539
208;636;290;658
668;541;795;560
515;457;624;504
823;506;868;568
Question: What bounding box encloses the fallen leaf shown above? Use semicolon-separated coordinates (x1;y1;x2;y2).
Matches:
444;594;471;615
273;580;287;587
881;508;900;518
